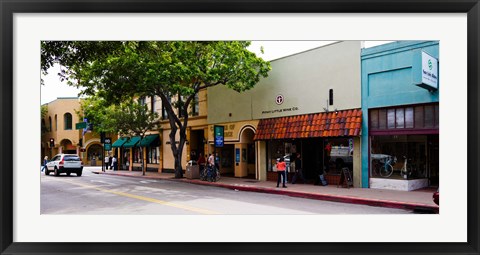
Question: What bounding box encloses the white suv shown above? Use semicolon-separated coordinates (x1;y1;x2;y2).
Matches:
45;154;83;176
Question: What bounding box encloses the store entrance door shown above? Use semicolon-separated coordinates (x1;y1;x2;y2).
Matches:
301;138;324;181
428;135;439;186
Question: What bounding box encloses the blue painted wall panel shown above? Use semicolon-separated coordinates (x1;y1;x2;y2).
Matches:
360;41;439;188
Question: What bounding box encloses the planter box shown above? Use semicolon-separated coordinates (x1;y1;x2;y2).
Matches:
370;178;429;191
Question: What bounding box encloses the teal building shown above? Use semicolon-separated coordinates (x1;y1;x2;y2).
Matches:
361;41;439;190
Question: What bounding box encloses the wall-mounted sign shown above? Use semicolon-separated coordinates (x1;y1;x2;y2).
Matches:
275;95;284;105
235;148;240;163
214;125;224;148
413;50;438;91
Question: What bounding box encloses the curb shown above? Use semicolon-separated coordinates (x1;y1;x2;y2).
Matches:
93;171;439;213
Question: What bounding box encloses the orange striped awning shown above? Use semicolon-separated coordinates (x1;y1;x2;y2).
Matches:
254;109;362;140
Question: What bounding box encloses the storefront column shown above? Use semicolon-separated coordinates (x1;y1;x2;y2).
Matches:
158;133;163;173
353;136;362;188
256;141;267;181
129;149;133;171
143;147;147;173
186;128;191;162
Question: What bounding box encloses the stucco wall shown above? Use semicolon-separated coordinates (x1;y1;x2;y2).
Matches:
42;98;82;148
208;41;362;124
360;41;440;188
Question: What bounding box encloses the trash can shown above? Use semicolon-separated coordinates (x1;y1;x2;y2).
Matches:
185;160;199;179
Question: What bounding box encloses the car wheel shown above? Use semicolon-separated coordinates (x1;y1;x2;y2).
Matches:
44;169;49;175
54;167;59;176
77;170;82;177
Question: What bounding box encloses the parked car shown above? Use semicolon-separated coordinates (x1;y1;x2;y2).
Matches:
45;154;83;176
433;189;439;205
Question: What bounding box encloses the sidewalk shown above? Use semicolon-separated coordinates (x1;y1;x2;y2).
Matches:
87;167;439;213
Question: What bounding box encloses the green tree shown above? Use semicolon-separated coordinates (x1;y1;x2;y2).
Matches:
78;96;158;175
41;41;271;178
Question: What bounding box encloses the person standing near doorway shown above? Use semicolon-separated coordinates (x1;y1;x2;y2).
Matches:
292;153;306;184
111;155;118;170
197;152;206;177
104;154;110;170
276;157;287;188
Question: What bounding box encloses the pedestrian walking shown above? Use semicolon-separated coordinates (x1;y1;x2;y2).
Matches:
41;156;48;172
276;157;287;188
104;155;110;170
291;153;306;184
197;152;206;177
208;154;214;168
111;155;118;170
214;152;220;170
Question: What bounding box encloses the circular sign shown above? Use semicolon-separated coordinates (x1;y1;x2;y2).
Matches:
275;95;284;105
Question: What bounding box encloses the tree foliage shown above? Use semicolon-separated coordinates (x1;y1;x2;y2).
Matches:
78;96;158;175
42;41;271;178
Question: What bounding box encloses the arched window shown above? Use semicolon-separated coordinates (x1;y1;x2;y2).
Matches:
55;114;58;131
48;116;52;132
41;119;47;133
64;113;72;130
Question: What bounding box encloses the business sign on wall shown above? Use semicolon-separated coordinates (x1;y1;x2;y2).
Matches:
413;50;439;91
214;125;224;148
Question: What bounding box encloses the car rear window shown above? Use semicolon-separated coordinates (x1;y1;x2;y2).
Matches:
64;155;81;161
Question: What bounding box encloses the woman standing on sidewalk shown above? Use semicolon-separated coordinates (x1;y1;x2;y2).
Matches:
276;157;287;188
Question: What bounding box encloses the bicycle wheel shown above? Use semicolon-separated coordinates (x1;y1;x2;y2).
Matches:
379;164;393;177
372;162;381;177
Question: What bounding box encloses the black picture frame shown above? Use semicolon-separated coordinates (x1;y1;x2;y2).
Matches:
1;1;479;254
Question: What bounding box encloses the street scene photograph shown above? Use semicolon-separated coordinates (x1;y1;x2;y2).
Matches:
40;40;440;215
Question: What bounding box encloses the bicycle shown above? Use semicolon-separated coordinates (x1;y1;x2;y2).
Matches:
400;156;413;179
372;155;396;178
202;164;220;182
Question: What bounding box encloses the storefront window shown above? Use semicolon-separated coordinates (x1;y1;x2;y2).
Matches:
147;146;159;164
325;138;353;175
132;147;141;163
267;140;286;172
370;135;429;179
370;104;439;131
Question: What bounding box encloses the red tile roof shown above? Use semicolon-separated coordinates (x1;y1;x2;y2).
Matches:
254;109;362;140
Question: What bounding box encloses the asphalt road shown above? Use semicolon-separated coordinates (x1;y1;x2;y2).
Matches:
41;169;412;215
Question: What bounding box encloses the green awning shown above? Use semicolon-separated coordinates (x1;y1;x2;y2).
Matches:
122;136;141;148
112;137;129;148
138;134;160;147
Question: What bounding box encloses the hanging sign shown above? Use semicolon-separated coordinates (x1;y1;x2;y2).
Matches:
214;125;224;148
413;50;439;91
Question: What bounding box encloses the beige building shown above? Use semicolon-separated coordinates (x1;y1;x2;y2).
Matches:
113;90;209;173
207;41;364;186
41;97;116;166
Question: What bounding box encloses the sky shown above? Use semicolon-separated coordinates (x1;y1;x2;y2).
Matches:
40;41;391;105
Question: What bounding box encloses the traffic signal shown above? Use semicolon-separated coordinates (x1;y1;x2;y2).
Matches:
49;138;54;148
100;132;105;143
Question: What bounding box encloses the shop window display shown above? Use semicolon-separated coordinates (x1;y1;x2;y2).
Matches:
324;138;353;175
147;146;159;164
370;135;429;179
